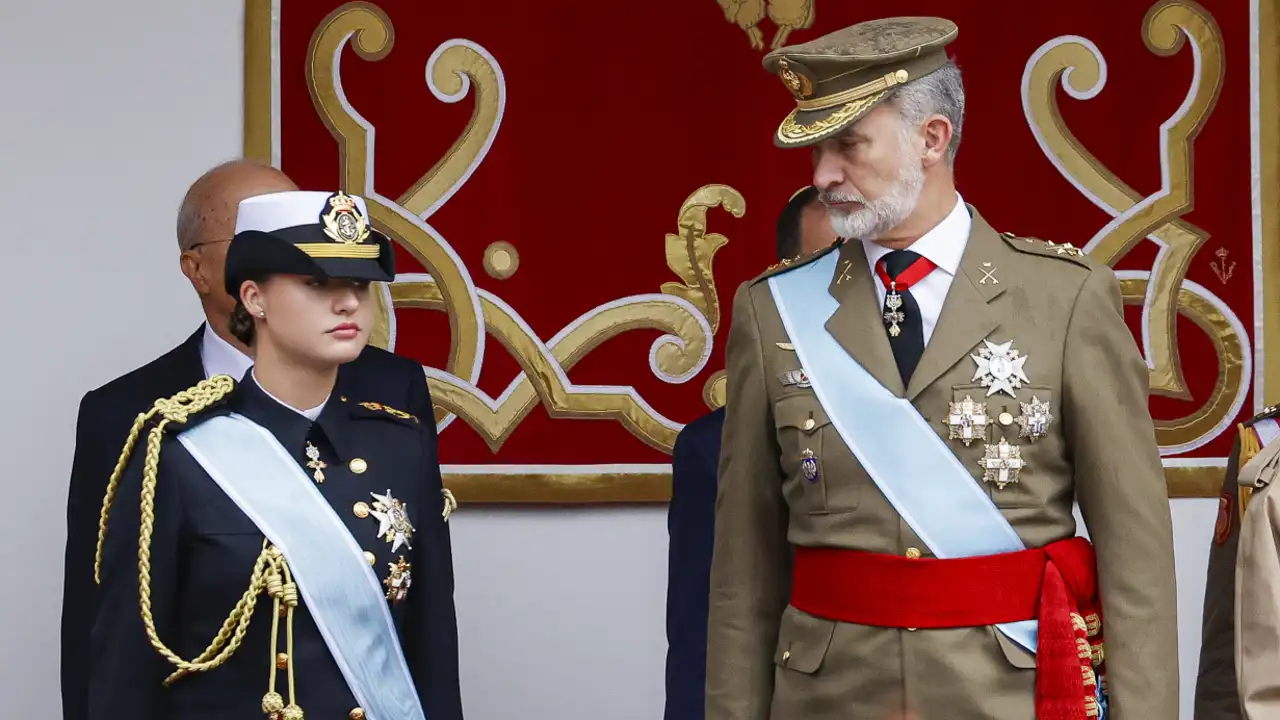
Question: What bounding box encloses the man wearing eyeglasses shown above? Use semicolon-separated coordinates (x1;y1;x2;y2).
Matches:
59;159;456;720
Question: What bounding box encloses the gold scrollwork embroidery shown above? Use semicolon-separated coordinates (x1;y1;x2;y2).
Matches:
307;3;487;424
1119;277;1246;449
1023;1;1235;447
382;180;742;453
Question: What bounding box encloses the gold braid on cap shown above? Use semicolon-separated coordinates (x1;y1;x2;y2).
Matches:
91;375;307;716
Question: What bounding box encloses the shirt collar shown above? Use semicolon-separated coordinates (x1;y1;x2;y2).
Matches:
200;323;253;381
231;372;317;457
238;369;356;462
861;193;971;276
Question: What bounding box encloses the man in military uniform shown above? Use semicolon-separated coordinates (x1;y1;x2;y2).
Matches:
706;17;1179;719
1195;407;1280;719
1234;408;1280;718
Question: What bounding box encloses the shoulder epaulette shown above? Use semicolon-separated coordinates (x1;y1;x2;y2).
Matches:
351;399;421;425
1237;408;1280;518
750;239;843;285
1245;405;1280;427
998;231;1095;269
95;374;236;584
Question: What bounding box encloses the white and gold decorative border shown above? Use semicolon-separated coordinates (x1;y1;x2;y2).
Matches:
244;0;1277;501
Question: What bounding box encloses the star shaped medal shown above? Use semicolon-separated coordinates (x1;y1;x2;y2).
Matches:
970;340;1029;398
370;490;415;552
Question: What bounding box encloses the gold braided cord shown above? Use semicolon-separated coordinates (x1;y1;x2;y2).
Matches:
163;545;273;685
262;547;304;718
135;416;270;683
94;409;153;583
94;375;236;583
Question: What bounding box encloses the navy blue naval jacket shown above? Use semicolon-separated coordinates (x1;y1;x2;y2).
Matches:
664;407;725;720
88;371;462;720
62;326;442;720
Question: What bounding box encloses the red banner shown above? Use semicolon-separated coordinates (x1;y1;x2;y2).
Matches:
244;0;1280;501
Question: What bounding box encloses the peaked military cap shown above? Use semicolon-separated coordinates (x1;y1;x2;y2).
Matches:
762;16;959;148
224;190;396;295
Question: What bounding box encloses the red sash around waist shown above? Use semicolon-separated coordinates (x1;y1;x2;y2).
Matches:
790;536;1105;720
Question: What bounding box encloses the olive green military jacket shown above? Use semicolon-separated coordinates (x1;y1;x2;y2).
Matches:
1195;412;1276;720
1235;428;1280;720
705;206;1179;719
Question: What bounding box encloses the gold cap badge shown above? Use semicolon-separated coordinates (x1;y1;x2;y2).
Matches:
321;191;371;245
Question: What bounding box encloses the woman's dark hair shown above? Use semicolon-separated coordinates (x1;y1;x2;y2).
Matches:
228;301;256;346
227;273;271;346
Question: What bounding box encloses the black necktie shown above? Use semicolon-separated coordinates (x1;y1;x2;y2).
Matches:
880;250;927;386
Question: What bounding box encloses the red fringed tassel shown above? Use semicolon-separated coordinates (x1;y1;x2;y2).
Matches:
1035;559;1089;720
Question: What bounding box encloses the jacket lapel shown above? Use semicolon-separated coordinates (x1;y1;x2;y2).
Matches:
824;241;907;397
172;325;210;389
906;209;1006;400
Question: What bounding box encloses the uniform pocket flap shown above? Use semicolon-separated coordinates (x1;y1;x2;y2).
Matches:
993;626;1038;669
775;395;830;432
773;606;837;674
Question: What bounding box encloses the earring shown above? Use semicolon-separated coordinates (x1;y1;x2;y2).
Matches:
258;310;266;318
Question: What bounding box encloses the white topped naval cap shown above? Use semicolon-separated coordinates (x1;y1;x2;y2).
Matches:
223;189;393;295
235;190;371;234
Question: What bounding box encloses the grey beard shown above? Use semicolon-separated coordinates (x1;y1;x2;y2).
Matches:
826;163;925;241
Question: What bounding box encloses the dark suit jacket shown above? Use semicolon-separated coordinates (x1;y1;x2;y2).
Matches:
61;325;450;720
664;407;725;720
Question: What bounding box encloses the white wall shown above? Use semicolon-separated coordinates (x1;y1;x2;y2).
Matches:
0;2;1218;718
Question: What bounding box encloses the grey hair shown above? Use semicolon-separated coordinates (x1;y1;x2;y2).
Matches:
890;60;965;164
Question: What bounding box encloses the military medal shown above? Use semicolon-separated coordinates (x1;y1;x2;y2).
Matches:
883;292;906;337
370;490;415;552
874;254;937;338
970;340;1030;398
978;438;1025;490
801;448;819;482
304;441;327;483
1016;396;1053;441
777;369;811;388
384;556;411;605
945;395;989;446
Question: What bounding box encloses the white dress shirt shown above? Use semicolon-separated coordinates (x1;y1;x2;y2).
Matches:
200;323;254;381
861;193;971;346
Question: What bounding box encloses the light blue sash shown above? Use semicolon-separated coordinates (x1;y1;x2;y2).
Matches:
768;251;1038;653
178;413;426;720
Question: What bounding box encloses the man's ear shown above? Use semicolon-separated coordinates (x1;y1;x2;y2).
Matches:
921;115;954;167
179;251;212;294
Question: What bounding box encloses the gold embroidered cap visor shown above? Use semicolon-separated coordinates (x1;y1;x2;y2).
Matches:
223;190;396;295
762;17;959;148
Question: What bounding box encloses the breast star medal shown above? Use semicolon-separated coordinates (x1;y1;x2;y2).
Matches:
370;490;415;552
945;395;989;446
970;340;1030;398
977;438;1025;490
883;290;906;337
1016;396;1053;441
304;441;326;483
384;556;411;605
800;448;819;482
